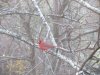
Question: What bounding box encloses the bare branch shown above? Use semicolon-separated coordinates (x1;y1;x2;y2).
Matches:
79;46;100;71
0;29;34;46
31;0;57;46
0;28;80;72
75;0;100;14
48;51;80;70
0;56;34;62
72;29;98;41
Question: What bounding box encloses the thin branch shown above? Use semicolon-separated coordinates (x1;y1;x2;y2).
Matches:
31;0;57;46
25;59;43;75
0;28;69;53
44;53;55;75
0;56;34;62
0;29;34;46
45;0;53;12
0;28;80;72
61;29;98;41
79;46;100;71
72;29;98;41
75;0;100;14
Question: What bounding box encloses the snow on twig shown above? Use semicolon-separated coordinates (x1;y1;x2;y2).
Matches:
31;0;57;46
0;28;80;71
75;0;100;14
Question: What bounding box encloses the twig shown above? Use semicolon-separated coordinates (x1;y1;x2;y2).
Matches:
31;0;57;46
0;28;81;73
75;0;100;14
79;47;100;71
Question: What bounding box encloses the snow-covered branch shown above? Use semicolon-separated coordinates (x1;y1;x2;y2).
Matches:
0;29;33;46
52;52;80;70
75;0;100;14
0;28;80;72
31;0;57;46
31;0;81;71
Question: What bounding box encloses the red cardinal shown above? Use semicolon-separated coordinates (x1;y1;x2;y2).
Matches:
38;39;55;52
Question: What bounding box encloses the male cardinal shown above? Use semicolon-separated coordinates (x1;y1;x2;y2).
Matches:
38;39;55;52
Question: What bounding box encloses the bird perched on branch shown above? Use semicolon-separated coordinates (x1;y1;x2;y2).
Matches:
38;39;55;52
